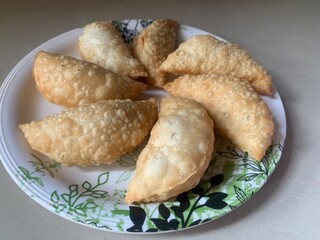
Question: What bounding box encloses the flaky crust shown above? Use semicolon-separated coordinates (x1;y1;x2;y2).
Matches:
125;97;214;203
164;74;274;161
160;35;272;95
132;19;178;87
78;22;147;78
33;51;147;107
19;99;158;167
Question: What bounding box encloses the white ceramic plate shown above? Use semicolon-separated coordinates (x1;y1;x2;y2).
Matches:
0;19;286;233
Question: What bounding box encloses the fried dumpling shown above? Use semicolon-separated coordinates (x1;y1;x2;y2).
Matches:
19;99;158;167
78;22;147;78
160;35;272;95
132;19;178;87
163;74;274;161
125;97;214;203
33;51;147;107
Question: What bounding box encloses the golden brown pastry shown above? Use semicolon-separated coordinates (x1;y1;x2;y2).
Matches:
163;74;274;161
131;19;178;87
160;35;272;95
33;51;147;107
125;97;214;203
19;99;158;167
78;22;147;78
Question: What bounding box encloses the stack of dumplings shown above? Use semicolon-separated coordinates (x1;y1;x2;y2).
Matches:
19;19;275;204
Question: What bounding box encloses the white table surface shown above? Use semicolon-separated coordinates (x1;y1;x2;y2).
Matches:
1;1;319;239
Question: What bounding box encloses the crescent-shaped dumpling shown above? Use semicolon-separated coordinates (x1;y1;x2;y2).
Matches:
125;97;214;203
160;35;272;95
19;99;158;167
78;22;147;78
132;19;178;87
33;51;147;107
163;74;274;161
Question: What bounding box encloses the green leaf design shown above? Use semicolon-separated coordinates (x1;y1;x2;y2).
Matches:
56;204;67;213
74;208;87;217
84;201;98;210
69;185;79;197
61;193;70;203
117;219;125;231
112;209;130;216
18;166;30;179
243;158;262;172
29;154;61;178
234;186;248;204
50;173;111;222
98;172;109;185
237;173;260;182
75;202;84;209
82;181;92;190
116;169;134;183
29;176;44;187
51;191;60;203
90;190;108;198
18;154;62;189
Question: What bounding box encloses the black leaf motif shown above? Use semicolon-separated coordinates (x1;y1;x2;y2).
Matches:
205;192;228;210
145;228;158;232
210;173;224;186
150;218;179;231
192;185;204;195
176;192;190;211
170;206;184;219
151;218;169;231
158;203;170;220
202;218;213;224
129;206;146;225
206;192;228;200
189;219;202;227
126;225;142;232
168;219;179;230
126;206;146;232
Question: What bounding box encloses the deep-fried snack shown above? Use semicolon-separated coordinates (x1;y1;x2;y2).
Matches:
163;74;274;161
160;35;272;95
78;22;147;78
33;51;147;107
19;99;158;167
132;19;178;87
125;97;214;203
